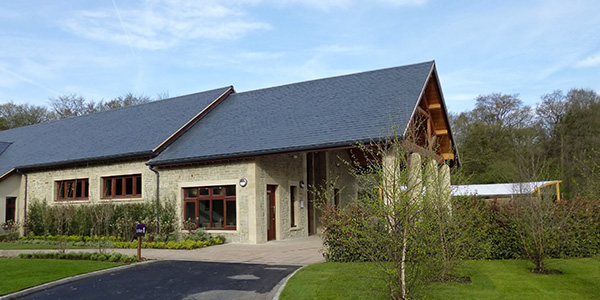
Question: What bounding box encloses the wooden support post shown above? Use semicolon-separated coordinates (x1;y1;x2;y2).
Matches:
137;236;142;261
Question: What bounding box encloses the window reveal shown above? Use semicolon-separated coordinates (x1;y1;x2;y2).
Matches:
56;179;89;201
103;174;142;199
184;185;236;230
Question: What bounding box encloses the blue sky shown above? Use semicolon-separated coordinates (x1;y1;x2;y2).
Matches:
1;0;599;112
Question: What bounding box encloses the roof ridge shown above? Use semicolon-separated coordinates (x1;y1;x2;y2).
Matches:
234;61;435;95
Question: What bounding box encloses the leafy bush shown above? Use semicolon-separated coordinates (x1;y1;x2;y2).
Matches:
321;204;375;262
16;251;138;263
113;234;224;250
322;197;600;263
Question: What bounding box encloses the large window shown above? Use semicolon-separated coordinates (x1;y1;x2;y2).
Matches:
184;185;236;230
56;179;89;201
102;174;142;199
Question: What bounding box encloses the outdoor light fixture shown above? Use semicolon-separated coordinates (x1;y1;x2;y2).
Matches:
239;178;248;187
299;180;305;188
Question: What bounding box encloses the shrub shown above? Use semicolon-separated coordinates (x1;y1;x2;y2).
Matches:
24;199;179;242
321;203;375;262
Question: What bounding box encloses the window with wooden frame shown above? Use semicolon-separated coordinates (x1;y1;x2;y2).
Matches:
56;179;89;201
184;185;236;230
102;174;142;199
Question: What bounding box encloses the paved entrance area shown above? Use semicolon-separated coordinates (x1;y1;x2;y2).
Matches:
0;235;326;265
16;261;301;300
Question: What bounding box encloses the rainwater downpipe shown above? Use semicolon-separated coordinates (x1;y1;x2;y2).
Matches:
149;165;160;234
15;169;27;235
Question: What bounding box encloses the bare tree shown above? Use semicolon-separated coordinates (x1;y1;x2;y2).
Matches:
48;94;97;119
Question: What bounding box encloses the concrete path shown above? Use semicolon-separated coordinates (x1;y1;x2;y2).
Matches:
0;235;326;266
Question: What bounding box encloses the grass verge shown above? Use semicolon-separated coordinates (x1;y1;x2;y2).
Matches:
281;257;600;300
0;258;124;296
279;262;389;300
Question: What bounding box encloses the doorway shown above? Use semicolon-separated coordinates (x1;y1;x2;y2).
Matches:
266;185;277;241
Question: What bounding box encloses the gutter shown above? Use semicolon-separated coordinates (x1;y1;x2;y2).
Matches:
15;169;27;235
148;165;160;234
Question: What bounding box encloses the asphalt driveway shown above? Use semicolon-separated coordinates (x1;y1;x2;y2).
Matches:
14;261;300;300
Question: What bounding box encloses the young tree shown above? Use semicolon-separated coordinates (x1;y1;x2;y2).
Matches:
320;131;459;299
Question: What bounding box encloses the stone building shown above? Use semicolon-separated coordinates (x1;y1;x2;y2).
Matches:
0;61;457;243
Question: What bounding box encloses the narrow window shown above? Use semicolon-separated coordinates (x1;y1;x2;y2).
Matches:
334;188;340;208
5;197;16;222
290;186;297;227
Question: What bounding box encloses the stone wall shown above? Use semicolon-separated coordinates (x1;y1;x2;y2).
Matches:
256;153;308;242
156;160;254;244
326;149;357;208
24;159;154;205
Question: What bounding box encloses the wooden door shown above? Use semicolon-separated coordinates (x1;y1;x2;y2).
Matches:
266;185;277;241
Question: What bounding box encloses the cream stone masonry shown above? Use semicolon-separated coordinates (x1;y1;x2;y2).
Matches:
326;150;357;208
24;159;155;205
157;160;254;244
256;153;308;243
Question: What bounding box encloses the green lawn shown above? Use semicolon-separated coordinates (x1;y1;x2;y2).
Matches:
280;262;389;300
281;257;600;300
0;242;93;250
423;257;600;300
0;258;123;296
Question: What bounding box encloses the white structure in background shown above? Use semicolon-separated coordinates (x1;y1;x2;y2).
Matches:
452;181;562;201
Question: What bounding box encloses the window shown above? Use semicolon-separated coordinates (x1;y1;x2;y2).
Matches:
5;197;16;222
103;174;142;199
290;186;297;227
56;179;89;201
184;185;236;230
334;188;340;208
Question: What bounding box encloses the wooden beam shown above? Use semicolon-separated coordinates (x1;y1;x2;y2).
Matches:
442;153;455;160
435;129;448;136
428;103;441;110
416;106;430;118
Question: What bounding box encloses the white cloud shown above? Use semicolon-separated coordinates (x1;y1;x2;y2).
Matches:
576;53;600;68
63;0;271;50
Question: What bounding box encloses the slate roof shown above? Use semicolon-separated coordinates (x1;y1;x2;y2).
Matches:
0;141;10;156
0;87;231;178
149;61;435;166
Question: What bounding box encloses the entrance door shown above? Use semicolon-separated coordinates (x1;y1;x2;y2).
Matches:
266;185;277;241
